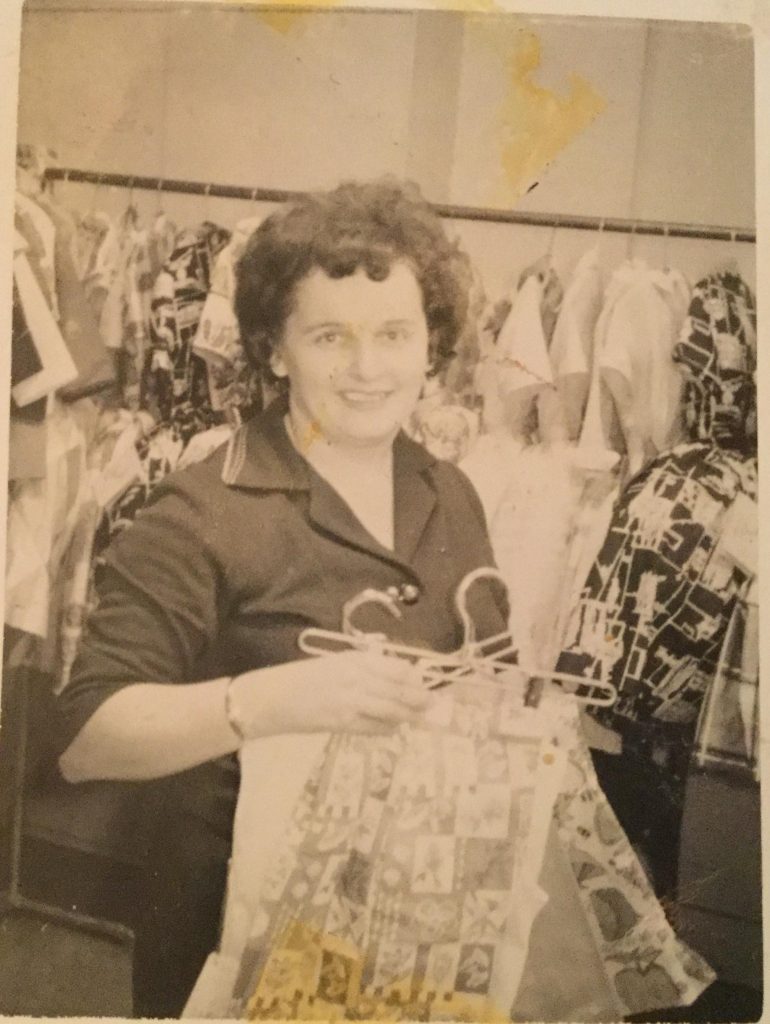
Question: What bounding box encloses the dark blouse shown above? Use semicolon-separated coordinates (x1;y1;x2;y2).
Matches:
59;397;508;1016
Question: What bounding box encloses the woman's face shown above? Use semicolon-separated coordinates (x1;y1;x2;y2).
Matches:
272;261;431;449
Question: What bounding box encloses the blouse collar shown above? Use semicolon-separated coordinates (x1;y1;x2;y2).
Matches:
221;396;436;491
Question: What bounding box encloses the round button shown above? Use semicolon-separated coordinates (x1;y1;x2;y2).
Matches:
399;583;420;606
385;586;400;602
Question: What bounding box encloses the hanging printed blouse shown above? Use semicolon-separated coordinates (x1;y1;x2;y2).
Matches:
142;221;231;443
192;215;264;423
556;272;757;731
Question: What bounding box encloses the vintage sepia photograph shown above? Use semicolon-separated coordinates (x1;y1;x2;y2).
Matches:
0;1;762;1020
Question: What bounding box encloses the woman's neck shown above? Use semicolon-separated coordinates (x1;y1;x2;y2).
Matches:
284;406;396;474
284;407;396;550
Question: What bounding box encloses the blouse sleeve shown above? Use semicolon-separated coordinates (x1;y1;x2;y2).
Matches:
57;468;224;751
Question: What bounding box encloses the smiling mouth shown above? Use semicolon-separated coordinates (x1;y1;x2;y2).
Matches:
338;390;393;404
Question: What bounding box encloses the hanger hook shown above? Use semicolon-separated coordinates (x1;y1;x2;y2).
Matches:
547;220;558;259
342;588;402;636
454;567;508;652
627;220;638;259
89;173;104;212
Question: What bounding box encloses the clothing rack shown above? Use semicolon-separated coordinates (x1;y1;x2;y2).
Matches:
43;167;756;244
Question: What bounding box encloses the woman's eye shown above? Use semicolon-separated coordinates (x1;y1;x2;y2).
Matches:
314;330;345;346
378;327;409;345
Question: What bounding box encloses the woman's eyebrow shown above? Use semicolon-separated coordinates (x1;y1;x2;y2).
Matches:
301;320;348;334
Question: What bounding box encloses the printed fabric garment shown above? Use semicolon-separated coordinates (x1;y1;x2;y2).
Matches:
192;215;263;423
548;247;604;441
189;688;713;1022
672;271;756;452
91;421;185;561
408;381;479;464
50;407;151;691
554;274;757;897
100;211;179;410
5;399;91;651
225;680;573;1021
544;712;715;1018
557;443;757;726
558;269;758;728
598;264;690;474
39;197;116;402
142;221;231;443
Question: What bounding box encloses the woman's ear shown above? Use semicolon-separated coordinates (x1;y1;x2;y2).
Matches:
269;345;288;379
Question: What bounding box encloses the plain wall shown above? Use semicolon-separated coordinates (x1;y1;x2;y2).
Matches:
16;6;756;294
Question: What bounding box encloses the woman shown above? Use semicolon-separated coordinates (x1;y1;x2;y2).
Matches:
57;180;508;1017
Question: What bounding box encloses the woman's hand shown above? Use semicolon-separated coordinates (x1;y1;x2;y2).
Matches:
232;650;431;737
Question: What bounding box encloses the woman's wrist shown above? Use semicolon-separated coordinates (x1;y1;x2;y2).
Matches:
225;664;298;742
224;673;253;743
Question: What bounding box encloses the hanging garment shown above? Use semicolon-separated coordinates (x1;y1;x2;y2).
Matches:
408;380;479;464
517;255;564;344
460;275;562;522
672;271;756;452
91;422;185;560
555;273;757;896
9;271;48;481
579;259;645;463
494;274;556;444
99;215;138;353
560;266;758;728
486;443;586;669
442;265;486;402
559;445;756;726
548;247;604;441
89;209;178;408
192;215;263;422
50;407;149;691
5;399;91;644
464;255;610;671
142;222;231;442
77;210;121;321
12;229;78;408
598;265;690;473
15;191;59;318
39;197;116;401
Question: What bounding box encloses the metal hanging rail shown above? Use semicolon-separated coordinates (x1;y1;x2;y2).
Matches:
43;167;757;243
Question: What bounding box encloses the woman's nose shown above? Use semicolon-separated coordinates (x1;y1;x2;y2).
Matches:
347;335;383;379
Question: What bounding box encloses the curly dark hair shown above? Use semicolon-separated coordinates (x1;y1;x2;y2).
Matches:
234;179;472;388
